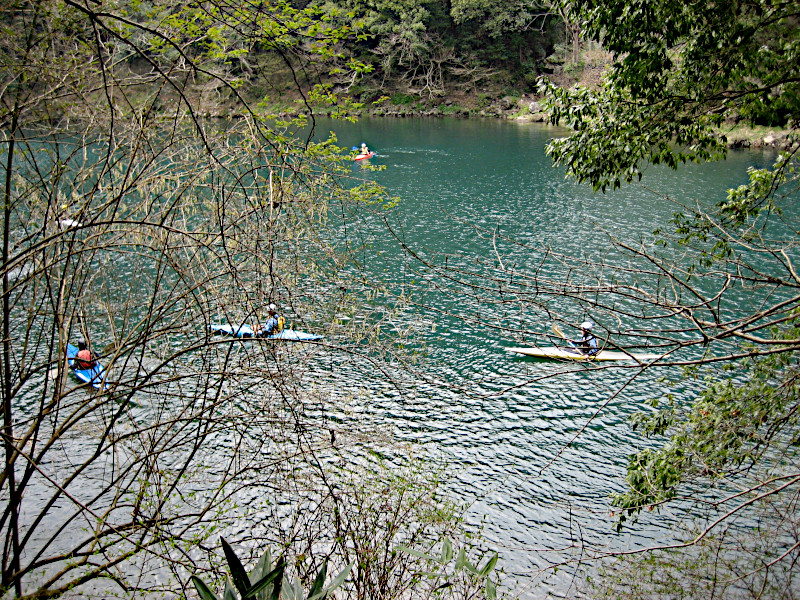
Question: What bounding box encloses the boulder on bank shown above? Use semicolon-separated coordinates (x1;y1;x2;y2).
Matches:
727;129;797;150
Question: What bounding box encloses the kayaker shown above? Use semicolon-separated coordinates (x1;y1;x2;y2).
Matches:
567;321;599;356
359;142;369;154
75;338;96;370
256;303;284;337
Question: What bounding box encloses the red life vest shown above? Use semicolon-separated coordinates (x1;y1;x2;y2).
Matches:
76;349;94;370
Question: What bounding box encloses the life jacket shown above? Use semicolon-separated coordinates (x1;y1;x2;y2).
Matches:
276;315;286;332
76;349;95;370
579;333;598;355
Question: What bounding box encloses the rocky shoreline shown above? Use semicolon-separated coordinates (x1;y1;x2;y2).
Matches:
724;128;798;151
360;94;798;152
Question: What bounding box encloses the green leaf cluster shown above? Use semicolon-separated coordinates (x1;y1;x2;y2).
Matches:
192;538;353;600
612;323;800;528
537;79;728;192
538;0;800;192
396;537;499;599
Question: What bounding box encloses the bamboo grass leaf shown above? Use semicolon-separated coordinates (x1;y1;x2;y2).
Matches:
396;545;437;561
279;576;291;600
486;577;497;600
307;559;328;599
278;576;297;600
191;575;221;600
243;560;285;599
252;550;272;582
221;538;250;597
478;553;498;577
440;538;453;563
269;562;285;600
307;562;353;600
223;580;237;600
455;547;466;570
294;576;303;600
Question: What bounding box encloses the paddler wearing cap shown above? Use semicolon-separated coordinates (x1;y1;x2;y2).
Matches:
566;321;599;356
255;303;285;337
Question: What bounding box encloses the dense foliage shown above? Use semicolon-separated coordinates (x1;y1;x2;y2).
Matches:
540;0;799;190
307;0;564;98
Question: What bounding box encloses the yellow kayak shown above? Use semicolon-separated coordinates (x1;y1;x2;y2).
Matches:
505;346;660;362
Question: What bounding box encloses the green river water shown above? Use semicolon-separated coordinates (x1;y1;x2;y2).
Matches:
304;116;782;597
9;116;785;599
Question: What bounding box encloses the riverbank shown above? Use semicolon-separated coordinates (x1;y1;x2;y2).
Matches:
309;45;798;152
96;53;797;153
230;90;799;153
321;93;798;152
118;60;797;153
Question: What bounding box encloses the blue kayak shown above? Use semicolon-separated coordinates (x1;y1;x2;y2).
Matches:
66;343;108;389
209;323;323;341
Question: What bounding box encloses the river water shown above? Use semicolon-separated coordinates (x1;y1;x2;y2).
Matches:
6;116;781;599
304;116;780;597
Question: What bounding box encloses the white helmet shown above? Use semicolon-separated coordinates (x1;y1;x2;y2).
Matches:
268;303;277;312
581;321;593;330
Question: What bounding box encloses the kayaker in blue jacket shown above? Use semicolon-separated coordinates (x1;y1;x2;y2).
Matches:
567;321;599;355
256;304;283;337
